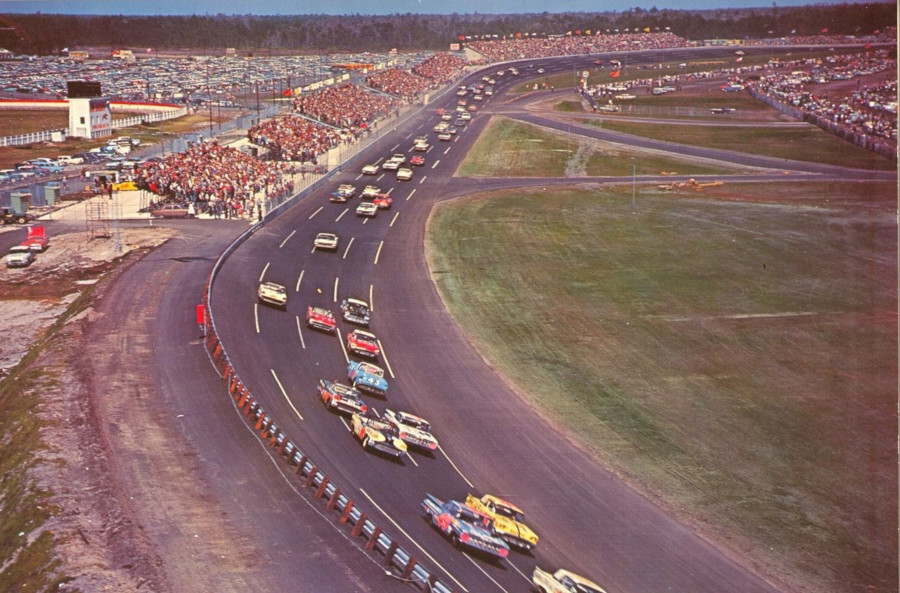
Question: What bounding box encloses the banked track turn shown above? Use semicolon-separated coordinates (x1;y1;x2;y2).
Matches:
207;46;889;593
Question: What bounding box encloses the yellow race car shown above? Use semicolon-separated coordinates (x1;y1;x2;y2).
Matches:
465;493;539;551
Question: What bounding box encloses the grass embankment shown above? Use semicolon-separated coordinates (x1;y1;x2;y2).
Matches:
0;287;97;591
426;181;897;593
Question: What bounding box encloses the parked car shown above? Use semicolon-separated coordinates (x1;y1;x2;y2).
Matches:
5;244;36;268
149;203;194;219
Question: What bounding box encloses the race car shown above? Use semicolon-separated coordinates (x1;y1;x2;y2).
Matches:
337;183;356;197
533;567;606;593
396;168;413;181
382;159;400;171
361;185;382;198
306;306;337;332
350;412;407;458
373;194;392;209
437;131;452;141
361;164;379;175
413;140;429;152
410;155;425;166
356;201;378;217
313;232;339;251
317;378;368;416
421;494;510;559
347;360;388;396
383;409;438;451
346;329;381;359
330;184;356;203
464;493;539;551
257;281;287;309
340;298;370;326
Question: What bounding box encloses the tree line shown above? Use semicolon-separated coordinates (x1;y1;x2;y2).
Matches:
0;3;895;55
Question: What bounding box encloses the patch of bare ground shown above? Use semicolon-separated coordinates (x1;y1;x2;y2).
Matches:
2;227;177;591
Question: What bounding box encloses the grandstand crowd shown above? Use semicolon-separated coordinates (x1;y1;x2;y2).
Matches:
467;32;689;61
747;49;896;145
133;34;895;214
134;140;294;219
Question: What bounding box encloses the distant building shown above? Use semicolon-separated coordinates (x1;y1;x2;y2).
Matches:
112;49;135;61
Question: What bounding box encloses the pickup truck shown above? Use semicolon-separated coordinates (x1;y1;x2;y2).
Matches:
464;493;539;551
421;494;509;559
532;566;606;593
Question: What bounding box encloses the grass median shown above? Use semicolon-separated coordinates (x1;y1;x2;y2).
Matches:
425;181;897;593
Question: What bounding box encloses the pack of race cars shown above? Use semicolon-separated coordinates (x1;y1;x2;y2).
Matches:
249;84;609;583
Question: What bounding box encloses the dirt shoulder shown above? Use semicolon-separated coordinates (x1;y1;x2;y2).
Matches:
0;227;180;592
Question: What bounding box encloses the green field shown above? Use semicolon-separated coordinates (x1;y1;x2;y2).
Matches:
458;117;743;177
437;97;897;592
593;119;897;170
426;181;897;593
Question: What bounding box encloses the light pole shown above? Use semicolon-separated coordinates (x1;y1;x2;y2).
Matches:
631;157;636;209
206;61;213;137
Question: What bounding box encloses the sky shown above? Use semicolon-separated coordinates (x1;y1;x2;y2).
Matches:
0;0;882;15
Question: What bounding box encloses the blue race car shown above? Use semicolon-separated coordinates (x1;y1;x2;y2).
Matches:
421;494;510;559
347;360;388;397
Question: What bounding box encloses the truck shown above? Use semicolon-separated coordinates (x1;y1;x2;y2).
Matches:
0;207;35;225
532;566;607;593
464;493;539;551
421;494;509;559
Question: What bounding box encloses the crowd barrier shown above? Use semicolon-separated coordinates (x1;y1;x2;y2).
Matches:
747;88;897;163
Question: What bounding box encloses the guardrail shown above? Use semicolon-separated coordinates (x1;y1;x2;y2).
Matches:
199;89;466;592
201;289;456;593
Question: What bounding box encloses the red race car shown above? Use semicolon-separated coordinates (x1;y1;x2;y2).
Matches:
373;194;393;209
410;155;425;166
306;306;337;333
346;329;381;358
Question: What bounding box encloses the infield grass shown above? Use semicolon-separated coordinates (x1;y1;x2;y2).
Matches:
594;118;897;170
426;181;898;593
458;117;741;177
